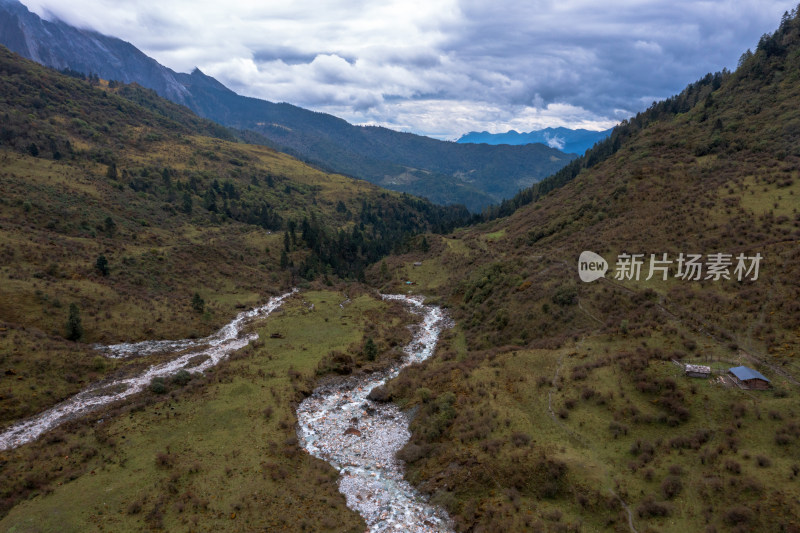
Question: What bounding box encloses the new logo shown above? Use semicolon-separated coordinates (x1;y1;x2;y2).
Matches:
578;251;608;282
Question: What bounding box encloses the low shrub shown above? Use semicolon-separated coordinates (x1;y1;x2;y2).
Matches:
150;377;167;394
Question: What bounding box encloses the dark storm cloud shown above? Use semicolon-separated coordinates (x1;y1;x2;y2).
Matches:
440;0;790;118
22;0;799;138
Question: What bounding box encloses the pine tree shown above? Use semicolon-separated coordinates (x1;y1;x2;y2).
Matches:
104;216;116;236
288;220;297;246
203;189;217;212
182;192;193;214
420;236;430;252
66;303;83;341
364;338;378;361
161;168;172;188
95;254;109;276
191;292;205;313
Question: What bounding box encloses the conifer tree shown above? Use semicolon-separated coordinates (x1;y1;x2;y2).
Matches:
66;303;83;341
364;337;378;361
191;292;205;313
182;192;193;214
95;254;109;276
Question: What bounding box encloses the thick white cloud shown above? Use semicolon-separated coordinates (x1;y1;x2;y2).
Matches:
21;0;798;139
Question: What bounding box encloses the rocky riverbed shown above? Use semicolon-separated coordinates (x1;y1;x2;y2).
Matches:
0;290;295;451
296;294;454;533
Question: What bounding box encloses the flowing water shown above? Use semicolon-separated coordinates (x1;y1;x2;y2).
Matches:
296;294;454;533
1;290;454;532
0;290;295;451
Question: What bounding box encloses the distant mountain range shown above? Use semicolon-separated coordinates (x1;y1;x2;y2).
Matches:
0;0;577;211
457;127;613;155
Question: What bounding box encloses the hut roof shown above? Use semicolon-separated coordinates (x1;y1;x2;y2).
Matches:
729;366;770;382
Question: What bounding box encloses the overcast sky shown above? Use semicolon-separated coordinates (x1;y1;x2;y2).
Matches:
21;0;797;139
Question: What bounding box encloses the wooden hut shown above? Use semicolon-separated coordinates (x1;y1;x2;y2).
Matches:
728;366;771;390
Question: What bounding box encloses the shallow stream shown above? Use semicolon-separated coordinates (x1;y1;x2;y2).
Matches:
0;290;295;450
296;294;454;532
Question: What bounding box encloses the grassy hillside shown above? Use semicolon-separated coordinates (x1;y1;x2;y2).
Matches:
371;11;800;532
0;46;467;431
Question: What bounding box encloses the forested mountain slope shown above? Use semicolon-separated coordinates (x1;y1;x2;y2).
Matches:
0;0;576;210
0;46;466;425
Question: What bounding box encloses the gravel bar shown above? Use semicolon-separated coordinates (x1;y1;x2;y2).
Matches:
296;294;454;533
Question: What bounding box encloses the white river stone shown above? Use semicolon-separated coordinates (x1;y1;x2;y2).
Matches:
296;294;454;533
